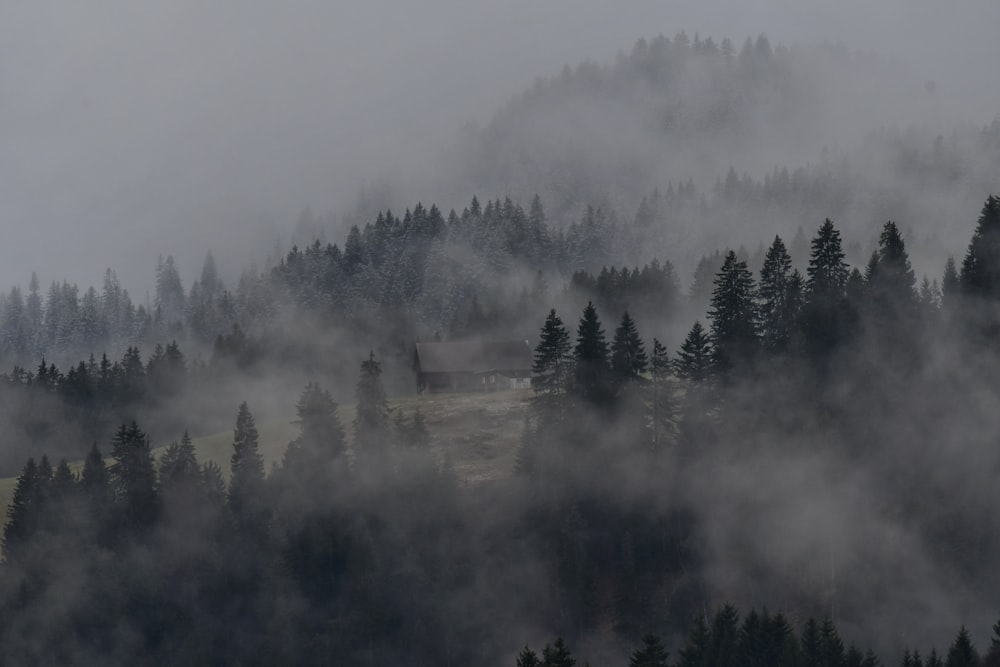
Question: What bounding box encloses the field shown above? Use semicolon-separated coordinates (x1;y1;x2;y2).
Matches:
0;389;532;525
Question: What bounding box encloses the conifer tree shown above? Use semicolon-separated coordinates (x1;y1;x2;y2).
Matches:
945;627;979;667
573;301;611;405
355;351;391;458
610;311;648;385
3;458;41;559
866;221;917;326
960;194;1000;299
517;646;542;667
802;219;850;358
649;338;676;448
708;250;758;373
677;614;710;667
674;321;713;384
281;382;347;491
942;257;960;305
159;431;200;492
229;403;265;516
532;309;573;422
109;421;158;532
629;634;670;667
81;442;111;521
758;236;799;353
542;637;576;667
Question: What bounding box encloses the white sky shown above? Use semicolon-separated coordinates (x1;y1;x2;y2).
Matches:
0;0;997;292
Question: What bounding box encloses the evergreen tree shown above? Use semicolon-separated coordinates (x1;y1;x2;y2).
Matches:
629;634;669;667
945;627;979;667
960;195;1000;299
866;221;917;324
708;250;758;373
532;309;573;422
518;646;542;667
281;382;347;489
3;458;41;559
81;442;110;514
354;351;391;462
229;402;265;517
610;311;648;385
677;614;710;667
758;236;798;353
159;431;200;492
820;617;847;667
573;301;611;405
542;637;576;667
648;338;676;448
673;321;713;384
109;421;158;532
942;256;960;305
802;219;850;358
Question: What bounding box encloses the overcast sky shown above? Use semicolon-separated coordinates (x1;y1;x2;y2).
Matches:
1;0;997;293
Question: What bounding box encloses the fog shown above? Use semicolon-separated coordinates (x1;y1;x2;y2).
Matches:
2;1;998;292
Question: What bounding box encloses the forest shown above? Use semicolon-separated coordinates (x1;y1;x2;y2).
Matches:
2;15;1000;667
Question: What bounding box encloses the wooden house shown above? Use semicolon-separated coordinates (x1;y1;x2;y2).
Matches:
413;340;533;393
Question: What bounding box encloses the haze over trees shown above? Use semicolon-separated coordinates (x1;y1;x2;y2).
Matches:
1;12;1000;666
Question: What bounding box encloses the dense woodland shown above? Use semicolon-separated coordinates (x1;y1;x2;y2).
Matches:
0;192;999;664
1;28;1000;667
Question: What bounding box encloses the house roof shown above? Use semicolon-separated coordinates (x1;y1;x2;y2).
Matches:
415;340;532;374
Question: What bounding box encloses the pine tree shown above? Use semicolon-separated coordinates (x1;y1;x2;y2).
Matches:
81;442;110;513
542;637;576;667
518;646;542;667
945;627;979;667
758;236;798;353
677;614;710;667
820;617;847;667
573;301;611;405
673;321;713;384
866;221;917;324
229;402;265;515
109;421;158;532
708;250;758;373
802;219;850;358
532;309;573;422
960;194;1000;299
3;458;41;559
281;382;347;490
610;311;648;385
648;338;676;448
942;257;960;306
159;431;200;492
355;351;391;461
629;634;669;667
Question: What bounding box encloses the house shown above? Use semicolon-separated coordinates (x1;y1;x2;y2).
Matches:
413;340;533;393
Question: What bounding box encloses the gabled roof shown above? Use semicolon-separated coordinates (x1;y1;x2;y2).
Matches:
415;340;532;374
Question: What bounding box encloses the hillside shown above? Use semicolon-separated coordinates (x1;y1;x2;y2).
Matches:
0;389;532;525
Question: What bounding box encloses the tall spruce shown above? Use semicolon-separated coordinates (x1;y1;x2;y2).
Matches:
573;301;611;405
802;219;850;358
610;311;648;385
866;221;917;320
708;250;758;373
355;351;391;460
960;194;1000;299
532;309;573;422
630;634;670;667
757;236;799;353
109;421;158;532
229;402;265;520
649;338;676;448
3;458;41;559
674;321;713;384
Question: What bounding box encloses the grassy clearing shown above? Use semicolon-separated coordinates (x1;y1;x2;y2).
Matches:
0;389;531;524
